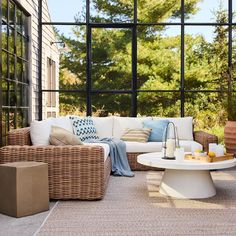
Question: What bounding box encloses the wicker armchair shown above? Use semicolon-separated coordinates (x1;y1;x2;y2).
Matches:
0;127;112;200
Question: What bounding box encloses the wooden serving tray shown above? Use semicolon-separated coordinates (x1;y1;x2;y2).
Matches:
184;153;234;163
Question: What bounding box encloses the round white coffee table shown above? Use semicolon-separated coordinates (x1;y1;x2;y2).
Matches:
137;152;236;199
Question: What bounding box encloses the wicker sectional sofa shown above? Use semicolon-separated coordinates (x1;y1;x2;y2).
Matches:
0;116;218;200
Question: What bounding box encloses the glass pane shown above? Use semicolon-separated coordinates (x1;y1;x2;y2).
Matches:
185;92;226;142
90;0;133;23
17;84;28;107
22;37;27;59
138;0;181;23
16;109;28;128
232;27;236;90
16;110;23;128
42;25;87;90
2;23;8;50
9;28;15;54
91;28;132;90
9;82;16;106
137;92;181;117
2;51;8;79
9;1;15;26
185;0;228;23
9;54;15;80
22;14;27;36
2;0;7;21
91;93;132;116
137;26;181;90
22;62;28;84
47;0;86;22
227;92;236;121
20;61;25;84
9;109;16;130
58;92;87;116
233;0;236;23
2;109;8;136
16;9;23;33
16;33;23;57
185;26;228;90
2;80;8;106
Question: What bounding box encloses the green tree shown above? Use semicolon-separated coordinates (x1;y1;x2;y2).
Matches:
58;0;229;132
59;0;200;116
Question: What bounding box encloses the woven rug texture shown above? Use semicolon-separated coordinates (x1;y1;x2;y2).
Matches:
38;171;236;236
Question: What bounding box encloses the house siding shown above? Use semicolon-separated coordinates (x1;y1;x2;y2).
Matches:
16;0;59;121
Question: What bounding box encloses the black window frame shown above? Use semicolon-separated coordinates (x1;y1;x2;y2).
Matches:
0;0;30;146
39;0;234;119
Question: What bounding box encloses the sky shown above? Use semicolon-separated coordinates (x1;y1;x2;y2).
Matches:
47;0;233;42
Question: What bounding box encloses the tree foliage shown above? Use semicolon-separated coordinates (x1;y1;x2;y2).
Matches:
58;0;232;138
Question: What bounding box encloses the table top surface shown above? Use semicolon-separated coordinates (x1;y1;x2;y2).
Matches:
137;152;236;170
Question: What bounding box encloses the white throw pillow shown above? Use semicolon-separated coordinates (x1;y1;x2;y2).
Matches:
30;118;54;146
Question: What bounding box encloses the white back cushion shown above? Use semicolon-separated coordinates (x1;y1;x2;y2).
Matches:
91;117;114;139
30;117;73;146
113;117;152;139
53;117;74;133
30;118;54;146
152;117;193;140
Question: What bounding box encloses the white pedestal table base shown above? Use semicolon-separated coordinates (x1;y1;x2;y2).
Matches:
159;169;216;199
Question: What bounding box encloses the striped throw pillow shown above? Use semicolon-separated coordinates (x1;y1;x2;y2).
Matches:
121;128;152;143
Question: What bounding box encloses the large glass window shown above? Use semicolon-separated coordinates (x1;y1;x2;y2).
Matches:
44;0;236;138
0;0;29;146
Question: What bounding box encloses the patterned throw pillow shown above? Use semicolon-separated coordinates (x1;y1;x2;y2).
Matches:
69;116;99;142
121;128;152;143
49;126;83;146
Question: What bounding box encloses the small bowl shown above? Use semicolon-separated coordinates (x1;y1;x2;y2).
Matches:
194;152;207;157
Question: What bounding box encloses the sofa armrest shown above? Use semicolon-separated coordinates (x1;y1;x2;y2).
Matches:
0;145;106;199
8;127;31;146
193;131;218;152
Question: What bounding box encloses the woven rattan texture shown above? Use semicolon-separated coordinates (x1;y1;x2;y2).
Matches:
0;145;111;200
8;127;31;145
127;153;162;171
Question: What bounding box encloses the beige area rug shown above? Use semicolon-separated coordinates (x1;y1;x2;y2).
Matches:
38;171;236;236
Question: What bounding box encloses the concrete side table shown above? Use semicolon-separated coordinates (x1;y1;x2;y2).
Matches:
0;162;49;217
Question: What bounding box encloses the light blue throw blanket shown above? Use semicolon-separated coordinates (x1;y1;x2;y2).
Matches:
87;138;134;177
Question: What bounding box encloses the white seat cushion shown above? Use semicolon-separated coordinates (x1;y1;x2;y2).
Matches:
125;141;163;153
152;117;194;140
91;117;113;138
86;143;110;162
113;117;152;139
125;140;202;153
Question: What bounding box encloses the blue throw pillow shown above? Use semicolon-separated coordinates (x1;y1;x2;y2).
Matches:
143;120;169;142
69;116;99;142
